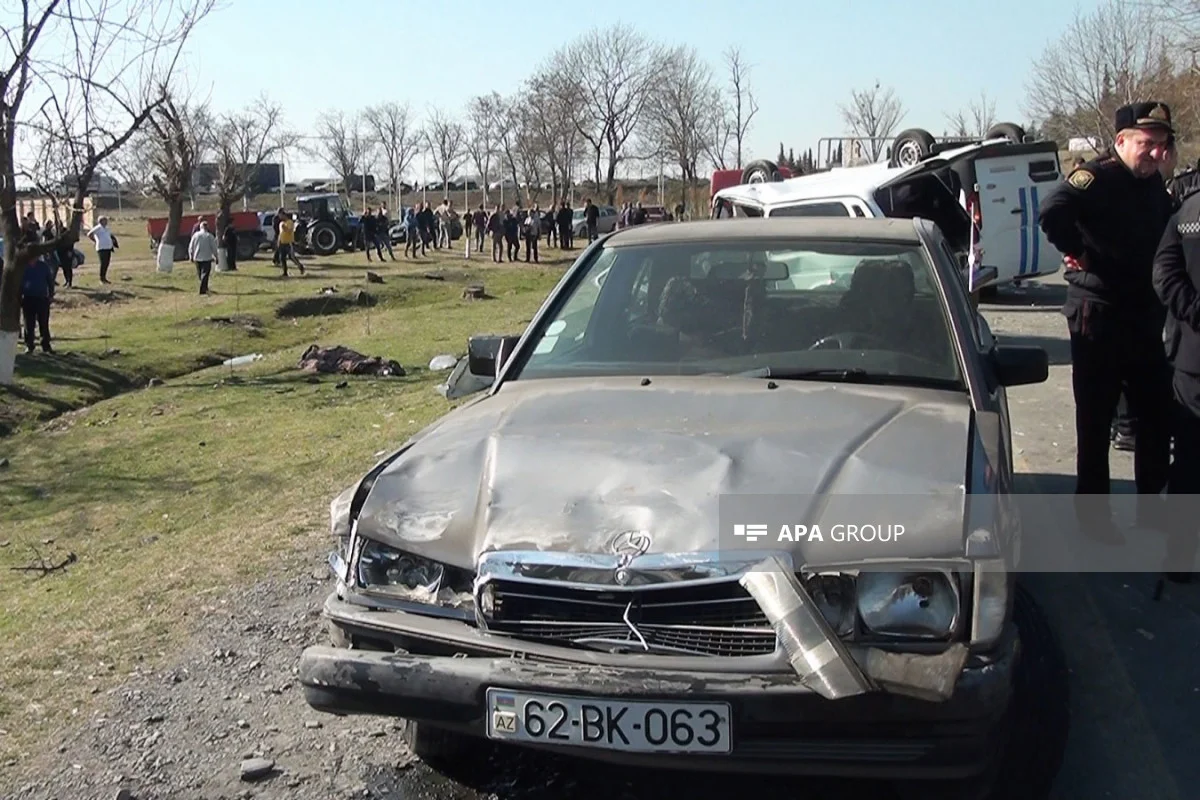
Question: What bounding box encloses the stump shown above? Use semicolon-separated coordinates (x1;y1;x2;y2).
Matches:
462;284;486;300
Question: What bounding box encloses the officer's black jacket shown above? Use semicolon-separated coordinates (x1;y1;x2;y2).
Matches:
1038;150;1174;310
1153;186;1200;371
1169;168;1200;204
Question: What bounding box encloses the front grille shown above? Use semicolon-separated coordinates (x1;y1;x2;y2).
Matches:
484;578;777;657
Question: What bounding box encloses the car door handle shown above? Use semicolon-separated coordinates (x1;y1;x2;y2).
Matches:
1011;209;1023;215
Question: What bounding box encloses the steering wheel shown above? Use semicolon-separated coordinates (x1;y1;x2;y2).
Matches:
808;331;892;351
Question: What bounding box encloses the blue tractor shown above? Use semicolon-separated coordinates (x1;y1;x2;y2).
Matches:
295;193;362;257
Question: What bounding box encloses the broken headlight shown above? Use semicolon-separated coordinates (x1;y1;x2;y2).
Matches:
856;571;959;639
355;538;474;614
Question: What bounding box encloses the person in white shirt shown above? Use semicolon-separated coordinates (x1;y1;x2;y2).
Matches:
188;221;218;295
524;205;542;263
86;216;116;283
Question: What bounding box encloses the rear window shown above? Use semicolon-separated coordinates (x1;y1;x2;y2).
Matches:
769;202;851;218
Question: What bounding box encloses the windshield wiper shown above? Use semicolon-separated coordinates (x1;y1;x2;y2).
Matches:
734;367;961;389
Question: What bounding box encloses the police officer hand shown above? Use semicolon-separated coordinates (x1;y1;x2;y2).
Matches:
1063;253;1088;271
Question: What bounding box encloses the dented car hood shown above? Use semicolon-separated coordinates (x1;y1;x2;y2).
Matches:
354;376;972;568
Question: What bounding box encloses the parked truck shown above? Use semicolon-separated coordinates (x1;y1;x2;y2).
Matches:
146;210;266;261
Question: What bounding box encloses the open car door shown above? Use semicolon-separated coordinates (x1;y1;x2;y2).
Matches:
872;139;1063;291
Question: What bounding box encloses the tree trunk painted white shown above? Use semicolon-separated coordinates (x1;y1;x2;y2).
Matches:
156;242;175;273
217;247;231;272
0;329;17;386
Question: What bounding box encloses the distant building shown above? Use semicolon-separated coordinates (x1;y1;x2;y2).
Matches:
193;162;285;194
60;172;120;195
1068;137;1100;153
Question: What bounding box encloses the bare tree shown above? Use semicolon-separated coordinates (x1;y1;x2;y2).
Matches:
313;110;368;197
724;47;759;169
645;45;717;213
210;96;287;265
839;81;906;161
524;73;583;202
1025;0;1173;148
946;90;998;137
465;94;503;203
701;102;735;172
143;93;210;268
363;101;420;211
0;0;213;384
490;95;524;204
553;24;662;203
423;106;467;192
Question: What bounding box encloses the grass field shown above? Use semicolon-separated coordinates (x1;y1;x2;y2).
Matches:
0;218;573;766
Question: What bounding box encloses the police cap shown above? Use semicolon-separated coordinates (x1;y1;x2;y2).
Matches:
1115;102;1174;134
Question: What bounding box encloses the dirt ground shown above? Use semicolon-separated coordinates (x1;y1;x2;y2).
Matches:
5;271;1199;800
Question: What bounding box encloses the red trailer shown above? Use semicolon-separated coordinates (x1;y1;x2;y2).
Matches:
146;210;265;261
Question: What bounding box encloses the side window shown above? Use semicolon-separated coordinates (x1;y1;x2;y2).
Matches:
769;202;851;217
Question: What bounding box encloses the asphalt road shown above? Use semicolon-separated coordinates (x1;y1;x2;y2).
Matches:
389;272;1200;800
984;272;1200;800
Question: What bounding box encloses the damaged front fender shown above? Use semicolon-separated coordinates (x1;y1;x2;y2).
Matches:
740;556;969;702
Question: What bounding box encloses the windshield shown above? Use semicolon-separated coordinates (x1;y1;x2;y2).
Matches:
511;237;963;387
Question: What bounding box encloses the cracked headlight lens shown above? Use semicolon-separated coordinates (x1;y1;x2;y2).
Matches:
803;573;857;637
356;538;474;613
857;571;958;639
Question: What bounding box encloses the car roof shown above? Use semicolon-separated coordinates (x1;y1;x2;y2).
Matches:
605;217;924;246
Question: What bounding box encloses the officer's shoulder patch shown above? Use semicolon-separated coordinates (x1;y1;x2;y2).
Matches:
1069;170;1095;190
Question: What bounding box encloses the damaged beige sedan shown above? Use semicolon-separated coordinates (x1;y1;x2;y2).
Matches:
300;218;1065;797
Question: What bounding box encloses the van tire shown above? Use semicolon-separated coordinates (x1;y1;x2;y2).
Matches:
890;129;936;167
985;123;1026;144
741;159;781;184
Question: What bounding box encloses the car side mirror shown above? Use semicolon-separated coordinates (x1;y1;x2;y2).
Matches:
990;345;1048;387
467;334;521;377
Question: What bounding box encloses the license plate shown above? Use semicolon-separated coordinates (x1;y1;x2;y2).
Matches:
484;688;732;754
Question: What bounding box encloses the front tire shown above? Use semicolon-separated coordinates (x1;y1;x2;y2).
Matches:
894;584;1069;800
401;720;478;769
309;222;340;256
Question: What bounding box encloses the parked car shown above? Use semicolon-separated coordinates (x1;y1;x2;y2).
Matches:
299;217;1064;798
572;204;619;239
711;130;1063;295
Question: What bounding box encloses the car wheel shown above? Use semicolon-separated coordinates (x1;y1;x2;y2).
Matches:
890;128;936;168
893;584;1069;800
401;720;479;769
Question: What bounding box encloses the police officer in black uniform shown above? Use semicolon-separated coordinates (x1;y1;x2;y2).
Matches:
1151;142;1200;583
1038;102;1176;542
1111;135;1183;452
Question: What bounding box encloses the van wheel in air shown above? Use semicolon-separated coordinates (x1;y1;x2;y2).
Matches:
985;123;1027;144
890;128;936;167
741;159;781;184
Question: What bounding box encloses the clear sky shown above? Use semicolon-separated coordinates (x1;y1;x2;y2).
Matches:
172;0;1098;182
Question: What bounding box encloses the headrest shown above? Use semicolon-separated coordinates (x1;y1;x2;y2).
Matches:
847;259;916;303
